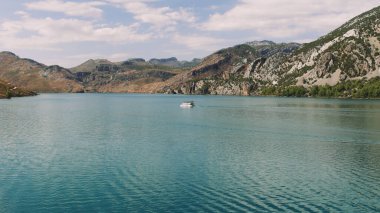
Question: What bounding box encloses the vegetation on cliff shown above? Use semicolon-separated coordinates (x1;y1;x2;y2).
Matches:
261;77;380;98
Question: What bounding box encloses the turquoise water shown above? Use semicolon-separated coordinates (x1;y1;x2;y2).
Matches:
1;94;380;212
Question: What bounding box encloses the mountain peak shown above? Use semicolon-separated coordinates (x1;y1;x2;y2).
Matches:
149;57;178;63
246;40;276;47
0;51;18;58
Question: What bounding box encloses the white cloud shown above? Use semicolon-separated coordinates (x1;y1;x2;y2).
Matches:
0;14;152;50
202;0;380;40
105;0;196;30
209;5;220;11
2;0;378;67
25;0;105;19
15;11;31;19
173;34;227;51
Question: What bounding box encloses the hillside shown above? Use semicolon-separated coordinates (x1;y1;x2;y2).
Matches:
279;5;380;88
157;41;301;95
0;52;196;93
0;52;83;93
159;6;380;97
0;79;36;99
70;57;187;93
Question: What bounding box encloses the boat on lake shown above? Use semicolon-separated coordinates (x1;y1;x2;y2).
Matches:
180;101;194;108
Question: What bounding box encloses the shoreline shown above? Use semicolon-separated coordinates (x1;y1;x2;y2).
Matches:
17;92;380;100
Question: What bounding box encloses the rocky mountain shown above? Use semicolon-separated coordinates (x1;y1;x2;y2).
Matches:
0;79;36;99
149;57;182;67
0;52;83;92
0;52;189;93
70;59;115;73
149;57;201;68
69;57;183;93
279;5;380;88
158;42;301;95
159;5;380;97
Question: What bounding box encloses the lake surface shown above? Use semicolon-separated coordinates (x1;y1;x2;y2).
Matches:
1;94;380;212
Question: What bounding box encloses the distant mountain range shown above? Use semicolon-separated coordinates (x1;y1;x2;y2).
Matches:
0;5;379;98
0;52;200;94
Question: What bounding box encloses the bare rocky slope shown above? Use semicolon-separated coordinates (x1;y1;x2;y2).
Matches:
282;5;380;88
158;41;301;95
159;6;380;96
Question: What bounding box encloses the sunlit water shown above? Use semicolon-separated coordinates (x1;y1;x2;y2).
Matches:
1;94;380;212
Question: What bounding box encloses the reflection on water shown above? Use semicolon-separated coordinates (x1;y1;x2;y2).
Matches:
1;94;380;212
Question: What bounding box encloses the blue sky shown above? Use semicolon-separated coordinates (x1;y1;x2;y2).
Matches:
0;0;379;67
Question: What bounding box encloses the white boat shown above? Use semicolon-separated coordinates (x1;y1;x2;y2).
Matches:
180;101;194;108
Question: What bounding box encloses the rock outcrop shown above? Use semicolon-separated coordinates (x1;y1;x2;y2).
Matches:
283;6;380;88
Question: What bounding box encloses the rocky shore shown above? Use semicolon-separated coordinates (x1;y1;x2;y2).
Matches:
0;80;37;99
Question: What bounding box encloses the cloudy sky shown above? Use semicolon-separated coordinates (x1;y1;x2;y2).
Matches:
0;0;379;67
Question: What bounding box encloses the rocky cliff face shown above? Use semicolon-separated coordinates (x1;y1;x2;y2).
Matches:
160;6;380;96
279;6;380;88
159;42;301;95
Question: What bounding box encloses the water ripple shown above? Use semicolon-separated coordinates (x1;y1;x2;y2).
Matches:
1;94;380;212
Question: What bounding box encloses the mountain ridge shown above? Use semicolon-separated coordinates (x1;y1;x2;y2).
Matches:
0;51;83;93
159;6;380;97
